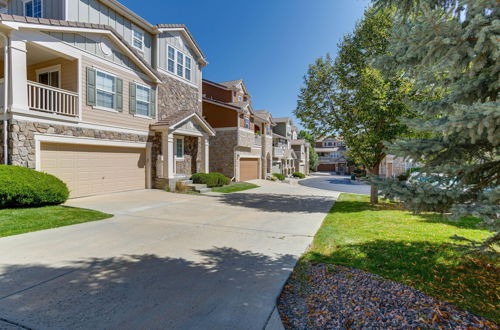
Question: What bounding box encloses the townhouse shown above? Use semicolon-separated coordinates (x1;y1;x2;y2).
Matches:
271;117;297;176
201;79;273;181
0;0;215;197
315;137;349;174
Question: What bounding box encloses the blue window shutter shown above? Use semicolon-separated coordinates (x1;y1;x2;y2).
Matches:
86;67;96;106
129;82;136;114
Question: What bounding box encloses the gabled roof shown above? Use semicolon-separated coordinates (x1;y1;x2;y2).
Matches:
151;111;215;136
0;15;162;82
218;79;250;96
155;24;206;65
202;79;231;90
273;117;294;125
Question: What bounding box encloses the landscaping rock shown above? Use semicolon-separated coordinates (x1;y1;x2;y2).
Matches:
278;263;497;329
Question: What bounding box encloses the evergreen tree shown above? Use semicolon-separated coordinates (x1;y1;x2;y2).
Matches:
371;0;499;249
295;8;414;203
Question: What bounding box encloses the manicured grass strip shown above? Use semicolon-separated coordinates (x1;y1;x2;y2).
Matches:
0;205;113;237
302;193;499;323
212;183;259;193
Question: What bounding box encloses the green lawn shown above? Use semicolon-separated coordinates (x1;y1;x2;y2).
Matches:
0;206;113;237
212;182;259;193
302;193;499;322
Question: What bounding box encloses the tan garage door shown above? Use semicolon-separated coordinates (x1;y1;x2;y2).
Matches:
317;164;336;172
239;158;259;181
41;143;146;198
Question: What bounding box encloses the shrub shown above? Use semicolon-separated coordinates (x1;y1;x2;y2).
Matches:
272;173;285;181
0;165;69;208
191;172;230;187
292;172;305;179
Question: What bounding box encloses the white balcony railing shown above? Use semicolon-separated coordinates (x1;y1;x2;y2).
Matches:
273;146;285;156
254;135;262;146
27;81;79;117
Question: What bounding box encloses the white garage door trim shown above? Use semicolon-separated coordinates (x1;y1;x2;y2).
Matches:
35;134;152;190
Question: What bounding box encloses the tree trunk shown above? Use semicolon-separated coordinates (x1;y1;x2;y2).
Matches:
368;163;381;204
370;184;378;204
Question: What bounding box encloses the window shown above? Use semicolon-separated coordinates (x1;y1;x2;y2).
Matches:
167;46;193;81
176;51;184;76
244;117;250;129
185;57;191;81
167;46;175;73
24;0;42;17
96;70;116;110
132;26;144;51
136;84;151;116
175;138;184;159
37;66;60;88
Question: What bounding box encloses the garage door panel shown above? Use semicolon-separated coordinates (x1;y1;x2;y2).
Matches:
41;143;146;198
240;158;259;181
317;164;336;172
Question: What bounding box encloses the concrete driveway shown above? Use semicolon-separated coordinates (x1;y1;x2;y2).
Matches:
300;173;371;195
0;180;338;330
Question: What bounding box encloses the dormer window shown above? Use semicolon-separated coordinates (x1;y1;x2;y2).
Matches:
24;0;42;18
132;26;144;52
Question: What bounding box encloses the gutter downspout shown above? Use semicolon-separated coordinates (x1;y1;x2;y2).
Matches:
0;32;9;165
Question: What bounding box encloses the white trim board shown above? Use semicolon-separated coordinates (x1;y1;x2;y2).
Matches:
35;134;147;171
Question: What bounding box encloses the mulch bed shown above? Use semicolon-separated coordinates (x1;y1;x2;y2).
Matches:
277;263;498;329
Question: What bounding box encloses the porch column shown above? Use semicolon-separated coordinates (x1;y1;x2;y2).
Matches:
203;136;209;173
167;132;175;179
9;33;28;111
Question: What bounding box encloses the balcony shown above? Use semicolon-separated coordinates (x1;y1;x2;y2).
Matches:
27;81;79;117
254;134;262;147
273;146;285;157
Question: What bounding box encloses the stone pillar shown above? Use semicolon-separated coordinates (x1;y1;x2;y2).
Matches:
9;33;28;112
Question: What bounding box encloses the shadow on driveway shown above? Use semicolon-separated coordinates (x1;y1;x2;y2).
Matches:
215;193;335;213
0;247;296;329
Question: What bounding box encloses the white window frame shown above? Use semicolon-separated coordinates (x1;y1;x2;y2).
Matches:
244;117;250;129
135;83;151;118
175;137;184;160
23;0;43;18
94;68;117;112
166;45;193;82
35;65;61;88
167;46;175;74
132;25;145;52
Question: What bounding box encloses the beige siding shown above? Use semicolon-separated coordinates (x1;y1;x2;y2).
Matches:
27;58;78;92
81;56;155;131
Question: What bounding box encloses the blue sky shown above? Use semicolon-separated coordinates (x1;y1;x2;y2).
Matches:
121;0;370;129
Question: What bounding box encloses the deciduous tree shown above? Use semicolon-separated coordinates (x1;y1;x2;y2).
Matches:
295;8;413;203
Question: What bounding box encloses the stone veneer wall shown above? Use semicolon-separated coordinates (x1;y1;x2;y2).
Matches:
7;119;148;168
149;131;162;179
209;129;237;178
175;136;201;176
237;129;257;148
157;73;201;120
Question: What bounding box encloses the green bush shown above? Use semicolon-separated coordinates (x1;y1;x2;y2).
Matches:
272;173;285;181
0;165;69;208
191;172;230;187
292;172;305;179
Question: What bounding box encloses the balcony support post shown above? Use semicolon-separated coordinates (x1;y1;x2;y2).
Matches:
9;33;28;112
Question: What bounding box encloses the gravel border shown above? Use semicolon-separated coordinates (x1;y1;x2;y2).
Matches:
278;263;498;329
